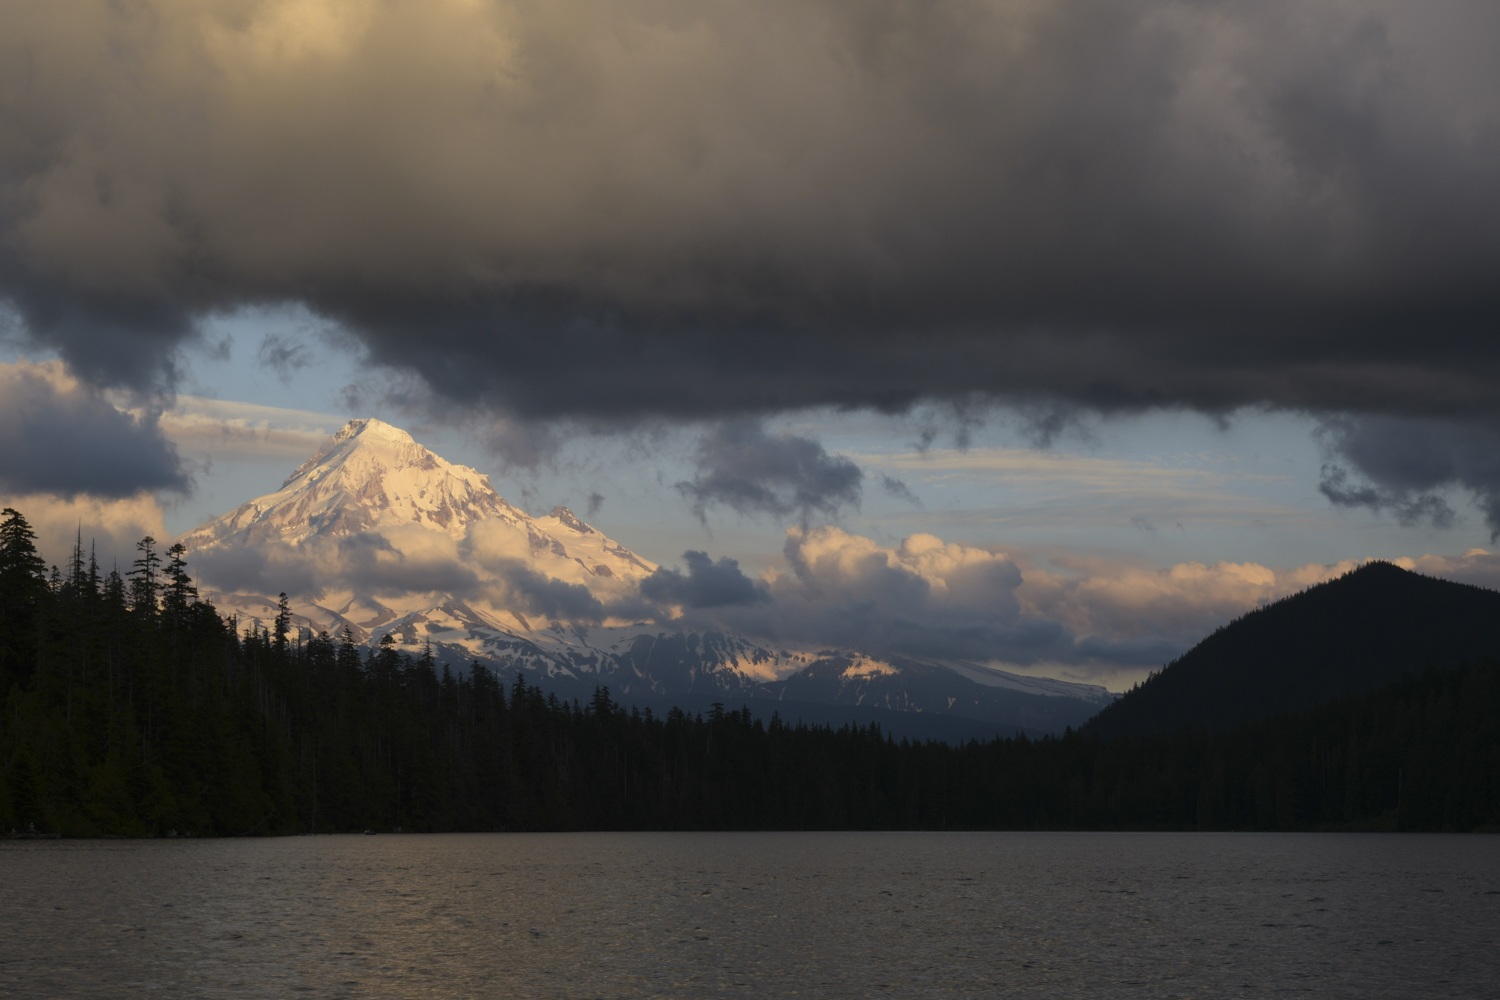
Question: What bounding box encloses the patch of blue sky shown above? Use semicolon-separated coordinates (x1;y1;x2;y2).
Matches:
14;302;1488;572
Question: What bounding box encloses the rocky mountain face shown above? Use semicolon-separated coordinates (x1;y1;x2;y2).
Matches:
185;418;1112;737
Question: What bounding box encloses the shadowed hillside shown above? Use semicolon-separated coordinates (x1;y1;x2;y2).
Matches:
1084;562;1500;739
4;505;1497;836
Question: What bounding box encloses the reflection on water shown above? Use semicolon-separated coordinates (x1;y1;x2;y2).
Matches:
2;832;1497;998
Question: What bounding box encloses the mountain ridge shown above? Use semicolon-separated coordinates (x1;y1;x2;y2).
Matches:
1083;560;1500;738
183;417;1113;737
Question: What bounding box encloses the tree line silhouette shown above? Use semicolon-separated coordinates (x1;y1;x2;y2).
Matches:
1084;559;1500;738
2;508;1496;836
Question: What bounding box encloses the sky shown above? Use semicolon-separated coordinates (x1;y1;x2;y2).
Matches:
3;0;1499;689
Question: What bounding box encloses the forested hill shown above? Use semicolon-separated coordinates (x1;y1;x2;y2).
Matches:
1085;561;1500;739
4;508;1498;835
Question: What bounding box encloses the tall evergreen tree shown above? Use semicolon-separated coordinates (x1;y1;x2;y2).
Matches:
128;536;161;615
0;508;47;689
272;592;292;654
67;526;88;600
162;543;197;623
87;541;100;601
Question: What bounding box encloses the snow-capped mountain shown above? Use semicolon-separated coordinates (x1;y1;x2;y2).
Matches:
181;418;506;545
183;418;1113;737
181;418;655;584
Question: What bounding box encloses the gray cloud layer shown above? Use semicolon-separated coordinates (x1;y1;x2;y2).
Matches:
676;419;863;525
654;526;1171;669
641;550;771;609
0;362;186;497
1319;417;1500;538
3;1;1497;407
3;1;1499;520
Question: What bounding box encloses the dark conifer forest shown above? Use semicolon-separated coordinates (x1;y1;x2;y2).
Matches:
3;507;1497;837
1086;560;1500;738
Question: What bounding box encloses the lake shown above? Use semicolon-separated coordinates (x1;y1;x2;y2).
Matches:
2;832;1496;997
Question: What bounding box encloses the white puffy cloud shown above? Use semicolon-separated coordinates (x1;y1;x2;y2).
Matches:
190;513;655;628
659;525;1500;684
1014;554;1360;646
776;526;1022;619
1393;549;1500;592
166;489;1500;688
670;526;1072;665
0;491;167;571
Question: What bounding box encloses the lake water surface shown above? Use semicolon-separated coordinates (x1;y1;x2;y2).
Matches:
2;832;1497;998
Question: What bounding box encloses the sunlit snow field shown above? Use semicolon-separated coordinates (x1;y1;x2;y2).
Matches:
3;832;1497;998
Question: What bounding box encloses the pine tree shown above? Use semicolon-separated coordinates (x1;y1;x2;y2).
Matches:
104;566;126;609
128;536;161;615
0;508;46;580
68;526;87;600
337;625;362;677
87;542;100;601
374;633;402;680
0;508;48;688
162;543;197;624
273;593;291;654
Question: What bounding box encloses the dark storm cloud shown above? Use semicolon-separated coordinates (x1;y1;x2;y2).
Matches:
1318;466;1456;530
0;286;194;393
880;476;922;508
3;0;1500;525
191;531;482;598
190;540;319;599
641;550;770;608
676;420;863;525
334;533;484;596
1319;417;1500;538
257;333;314;384
499;563;606;621
0;361;187;497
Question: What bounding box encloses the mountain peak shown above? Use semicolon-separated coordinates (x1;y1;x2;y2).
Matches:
1084;561;1500;738
184;417;513;547
180;419;660;592
549;506;595;535
284;418;442;488
334;417;413;445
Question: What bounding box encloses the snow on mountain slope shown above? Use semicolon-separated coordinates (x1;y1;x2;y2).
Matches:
210;585;1115;733
182;418;804;693
181;418;510;546
942;660;1113;702
753;651;1113;733
183;418;657;609
185;417;1115;733
181;419;657;582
